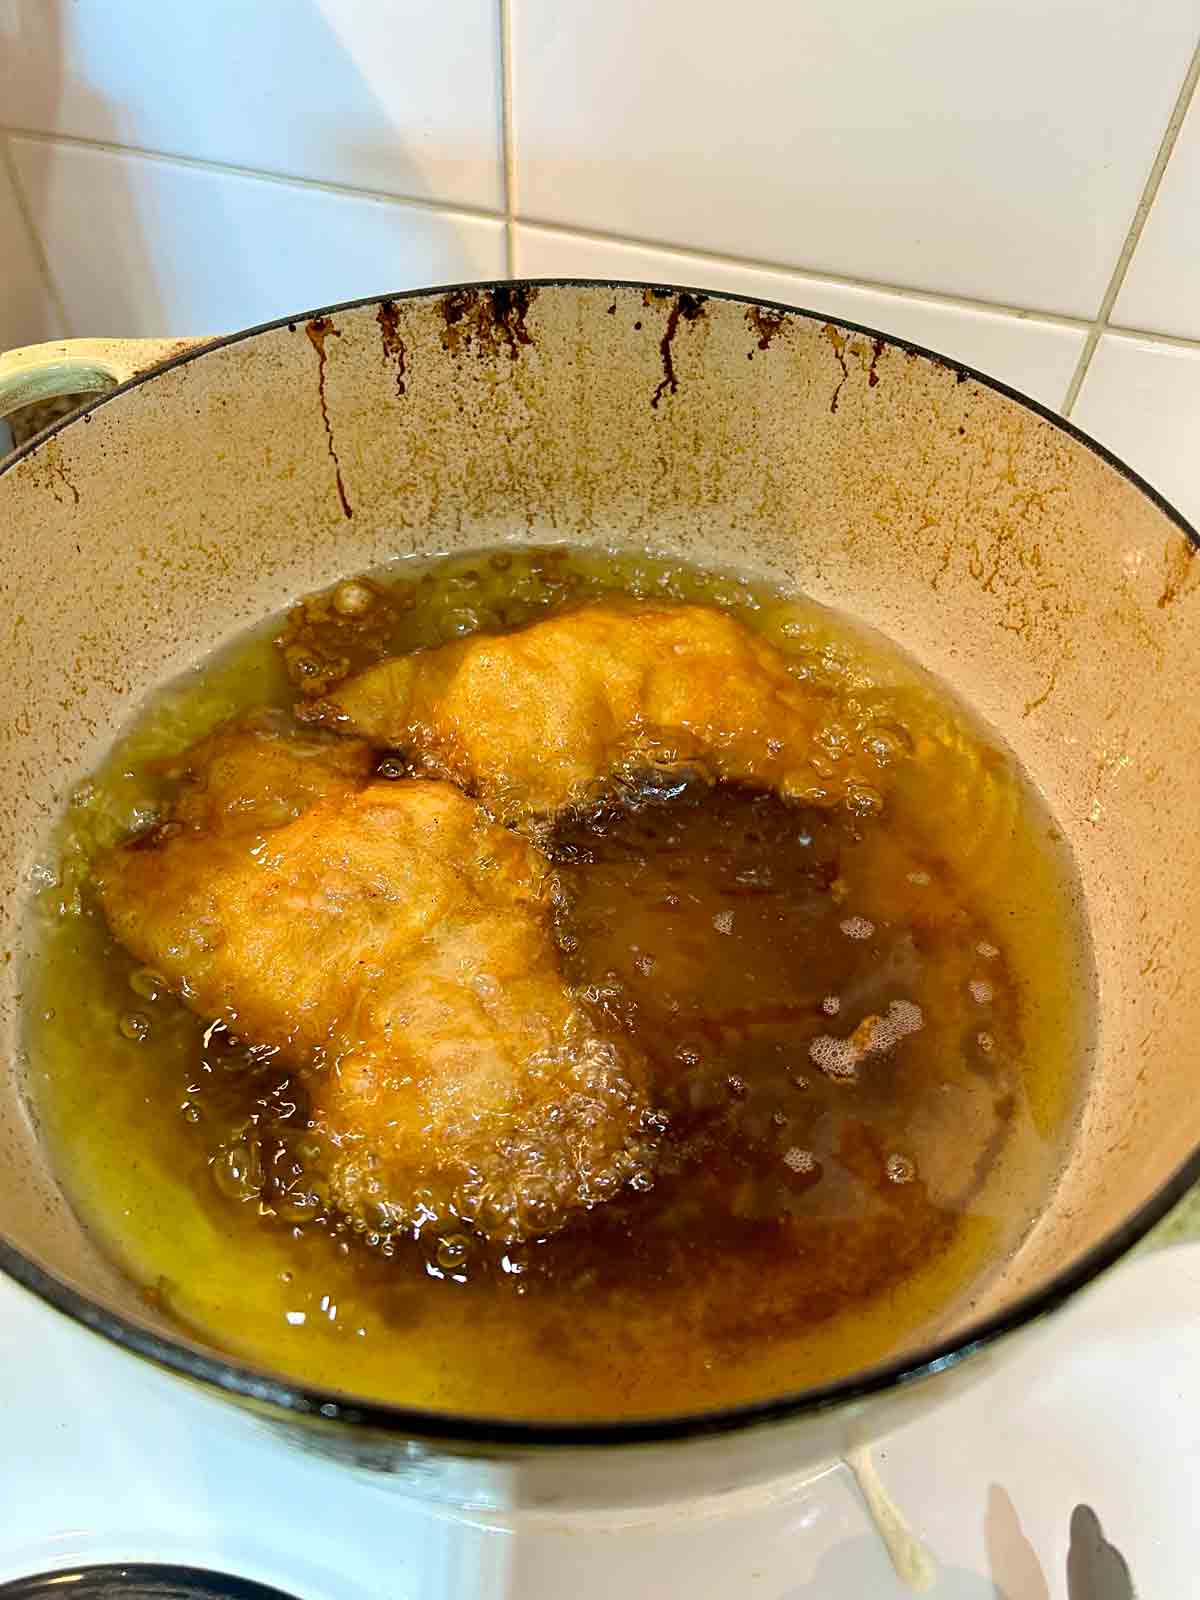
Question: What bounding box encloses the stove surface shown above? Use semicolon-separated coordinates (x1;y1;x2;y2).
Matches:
1;1243;1195;1598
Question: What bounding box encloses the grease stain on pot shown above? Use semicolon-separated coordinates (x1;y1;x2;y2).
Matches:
824;324;851;415
1022;659;1063;718
868;336;885;388
375;300;407;398
30;439;81;509
746;304;787;355
649;289;707;410
1157;532;1200;609
439;285;538;361
820;329;890;411
303;317;353;520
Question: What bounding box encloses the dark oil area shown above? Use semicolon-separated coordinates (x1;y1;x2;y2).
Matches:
25;545;1093;1420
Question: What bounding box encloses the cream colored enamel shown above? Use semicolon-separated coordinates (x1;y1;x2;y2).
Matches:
0;336;211;420
0;285;1195;1497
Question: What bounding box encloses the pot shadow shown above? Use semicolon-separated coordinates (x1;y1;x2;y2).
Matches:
1067;1504;1136;1600
985;1484;1049;1600
784;1483;1051;1597
782;1534;1000;1597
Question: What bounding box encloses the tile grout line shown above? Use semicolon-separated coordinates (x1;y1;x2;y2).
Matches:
1061;36;1200;417
0;125;511;229
514;213;1103;332
499;0;518;277
7;122;1200;356
1;122;1099;329
1105;321;1200;351
1;132;72;340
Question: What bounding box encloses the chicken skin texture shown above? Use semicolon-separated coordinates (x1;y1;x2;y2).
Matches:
308;600;885;825
95;725;652;1242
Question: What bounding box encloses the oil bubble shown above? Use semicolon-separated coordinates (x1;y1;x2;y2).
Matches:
436;1234;472;1271
211;1141;263;1202
129;968;167;1002
332;580;374;616
783;1147;818;1174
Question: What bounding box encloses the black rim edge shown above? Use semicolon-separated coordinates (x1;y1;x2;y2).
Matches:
0;1565;299;1598
1;276;1197;1451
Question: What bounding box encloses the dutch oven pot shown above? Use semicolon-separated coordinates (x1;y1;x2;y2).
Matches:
0;281;1196;1511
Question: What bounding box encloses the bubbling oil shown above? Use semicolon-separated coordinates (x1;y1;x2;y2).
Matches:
24;545;1093;1420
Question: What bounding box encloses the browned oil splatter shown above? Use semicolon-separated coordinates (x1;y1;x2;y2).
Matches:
375;300;407;397
650;291;707;409
440;285;538;361
1157;532;1200;609
1022;660;1060;718
37;440;81;507
747;305;787;353
868;336;885;388
824;324;850;414
304;317;353;520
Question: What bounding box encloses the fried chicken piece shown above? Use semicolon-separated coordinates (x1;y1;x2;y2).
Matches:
158;714;376;831
95;725;652;1241
307;600;886;824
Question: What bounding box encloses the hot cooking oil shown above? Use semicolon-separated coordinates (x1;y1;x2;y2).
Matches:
23;544;1092;1419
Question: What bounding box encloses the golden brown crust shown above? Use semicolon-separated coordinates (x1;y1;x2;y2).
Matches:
95;726;652;1241
308;600;888;823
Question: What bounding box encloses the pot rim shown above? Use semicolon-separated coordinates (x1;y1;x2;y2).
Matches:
2;277;1197;1451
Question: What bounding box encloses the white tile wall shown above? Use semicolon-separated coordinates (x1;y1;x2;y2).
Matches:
7;139;505;338
510;0;1199;319
1073;335;1200;527
0;154;61;350
0;0;504;210
1113;91;1200;342
0;1;1199;521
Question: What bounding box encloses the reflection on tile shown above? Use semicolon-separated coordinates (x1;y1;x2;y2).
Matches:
1072;334;1200;527
1114;93;1200;342
0;0;503;210
0;152;61;349
511;0;1199;317
514;225;1084;408
9;139;506;338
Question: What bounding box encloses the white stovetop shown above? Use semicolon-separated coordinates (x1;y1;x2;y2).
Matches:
1;1242;1196;1599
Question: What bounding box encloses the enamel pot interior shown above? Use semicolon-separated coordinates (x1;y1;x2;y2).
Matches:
0;281;1196;1491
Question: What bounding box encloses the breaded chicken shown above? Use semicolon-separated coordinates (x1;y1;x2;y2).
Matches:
95;726;652;1241
158;714;375;831
307;600;886;823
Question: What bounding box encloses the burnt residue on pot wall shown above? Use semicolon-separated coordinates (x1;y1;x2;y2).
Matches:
824;324;851;415
439;285;538;361
649;290;707;410
375;301;407;398
746;305;786;356
1157;532;1200;609
303;317;353;520
820;326;890;412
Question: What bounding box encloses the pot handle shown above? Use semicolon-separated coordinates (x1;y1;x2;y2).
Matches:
0;336;213;422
